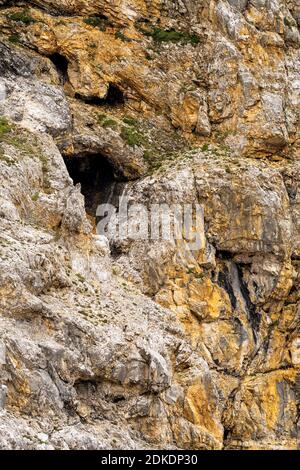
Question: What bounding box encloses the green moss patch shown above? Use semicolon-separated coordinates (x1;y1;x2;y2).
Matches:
121;126;146;147
97;113;118;129
123;116;138;127
0;117;11;137
84;16;108;32
8;34;21;44
141;27;200;45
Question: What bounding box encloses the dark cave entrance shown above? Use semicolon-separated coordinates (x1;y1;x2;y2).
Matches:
104;84;125;105
74;83;125;106
49;53;69;84
63;154;125;217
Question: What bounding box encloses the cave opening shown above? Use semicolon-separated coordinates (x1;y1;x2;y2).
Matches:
75;83;125;106
63;153;125;218
49;53;69;84
104;84;124;105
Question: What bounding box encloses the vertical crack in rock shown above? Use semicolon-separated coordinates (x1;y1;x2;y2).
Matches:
217;266;237;311
236;264;261;340
216;256;260;341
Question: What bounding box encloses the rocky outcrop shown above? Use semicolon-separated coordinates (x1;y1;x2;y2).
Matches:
0;0;299;450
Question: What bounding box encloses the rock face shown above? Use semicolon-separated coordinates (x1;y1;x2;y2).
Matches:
0;0;299;450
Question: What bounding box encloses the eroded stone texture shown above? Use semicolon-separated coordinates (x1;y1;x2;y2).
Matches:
0;0;299;450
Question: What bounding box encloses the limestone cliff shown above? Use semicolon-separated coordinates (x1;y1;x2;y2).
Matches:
0;0;299;450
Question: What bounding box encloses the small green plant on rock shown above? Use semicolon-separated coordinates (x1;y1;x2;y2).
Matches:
97;113;107;124
284;16;295;28
121;126;145;147
143;149;162;169
145;52;154;61
8;34;21;44
76;273;86;283
123;116;138;126
141;27;200;45
84;16;108;31
7;9;36;25
115;30;131;42
31;192;40;202
102;118;118;129
0;117;11;137
97;113;118;129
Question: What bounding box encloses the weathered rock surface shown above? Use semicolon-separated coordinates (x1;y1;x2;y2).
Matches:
0;0;299;450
